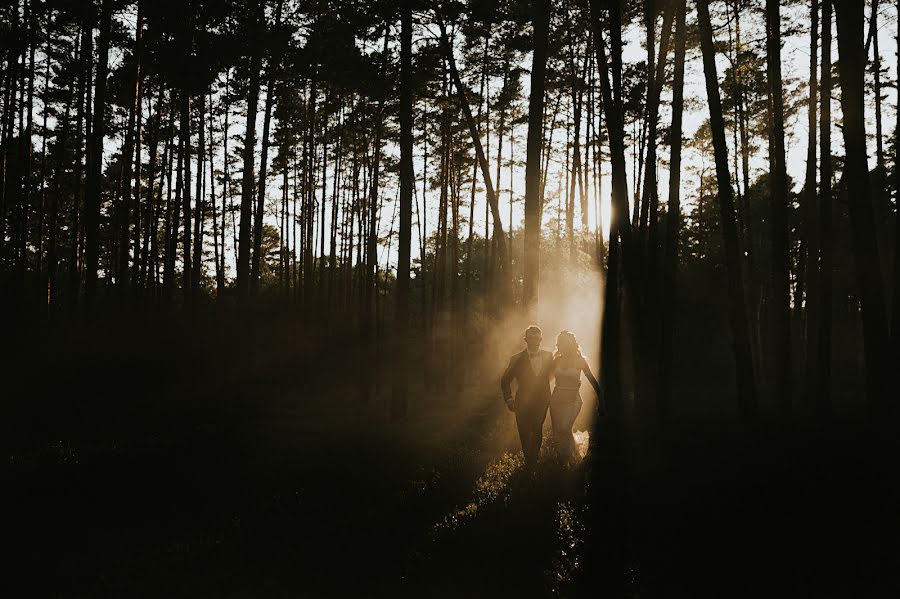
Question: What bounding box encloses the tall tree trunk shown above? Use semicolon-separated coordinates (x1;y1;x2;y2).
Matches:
69;14;91;307
586;4;628;595
871;0;885;171
209;91;224;296
697;0;758;423
165;106;183;300
140;89;160;293
131;2;144;290
192;90;204;292
591;1;634;272
180;91;192;298
438;22;510;286
522;0;551;306
803;0;821;411
118;2;142;294
818;0;834;414
767;0;793;416
834;0;891;415
48;30;78;314
892;0;900;405
251;0;283;296
236;3;263;304
84;0;111;313
17;0;36;286
657;0;686;429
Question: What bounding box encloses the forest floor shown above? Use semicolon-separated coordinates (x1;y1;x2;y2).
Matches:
4;311;900;597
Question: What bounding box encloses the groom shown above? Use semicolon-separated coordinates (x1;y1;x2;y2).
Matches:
500;325;553;466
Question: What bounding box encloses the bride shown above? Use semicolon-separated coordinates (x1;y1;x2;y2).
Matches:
550;330;602;461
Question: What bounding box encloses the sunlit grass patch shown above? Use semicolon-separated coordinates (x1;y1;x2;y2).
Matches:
431;451;524;535
547;501;585;595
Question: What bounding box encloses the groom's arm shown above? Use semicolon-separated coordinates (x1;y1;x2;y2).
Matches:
500;356;517;403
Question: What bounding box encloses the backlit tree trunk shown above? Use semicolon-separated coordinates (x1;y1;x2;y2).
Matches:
697;0;758;423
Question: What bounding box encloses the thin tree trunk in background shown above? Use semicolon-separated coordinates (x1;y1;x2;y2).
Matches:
166;107;183;300
803;0;821;411
237;3;262;304
465;39;490;319
871;0;884;171
643;0;675;267
251;0;283;297
84;0;111;313
118;2;142;294
438;22;510;282
637;0;655;266
192;91;205;293
318;108;328;299
48;30;78;313
139;88;159;292
305;77;317;306
17;0;35;286
0;4;16;264
360;25;389;403
157;94;173;295
658;0;686;429
893;0;900;404
509;119;515;262
697;0;758;423
871;0;890;292
180;91;193;299
834;0;890;416
767;0;792;417
39;8;52;285
70;14;91;307
591;1;634;268
818;0;834;414
522;0;551;306
209;92;224;296
131;4;144;290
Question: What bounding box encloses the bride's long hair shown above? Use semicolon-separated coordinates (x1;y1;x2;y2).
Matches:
554;330;583;361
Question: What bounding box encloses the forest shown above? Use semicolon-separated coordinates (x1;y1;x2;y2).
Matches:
3;0;900;596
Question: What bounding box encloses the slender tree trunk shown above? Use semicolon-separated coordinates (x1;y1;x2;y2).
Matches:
48;30;78;313
131;5;144;290
117;2;142;294
803;0;821;411
891;0;900;405
657;0;687;429
236;4;263;304
697;0;759;423
817;0;834;414
250;0;283;296
180;90;193;298
17;0;35;286
591;0;634;270
209;91;224;296
69;14;91;307
522;0;551;306
438;22;510;283
84;0;111;313
766;0;793;416
165;106;183;300
192;91;204;293
834;0;891;415
872;0;885;171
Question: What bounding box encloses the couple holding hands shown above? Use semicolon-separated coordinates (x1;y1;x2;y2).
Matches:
500;326;601;466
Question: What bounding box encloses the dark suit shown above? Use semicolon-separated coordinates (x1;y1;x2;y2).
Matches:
500;349;553;465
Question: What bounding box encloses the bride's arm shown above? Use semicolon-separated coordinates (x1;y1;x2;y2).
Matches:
581;357;602;398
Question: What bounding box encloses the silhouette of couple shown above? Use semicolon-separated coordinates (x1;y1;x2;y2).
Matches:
500;325;601;466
